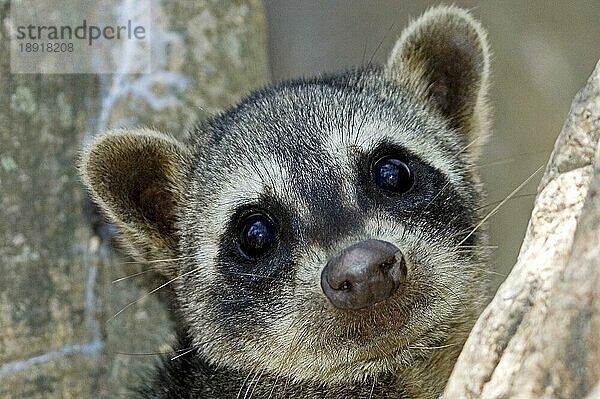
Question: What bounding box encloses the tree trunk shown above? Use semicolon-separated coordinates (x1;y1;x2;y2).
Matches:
0;1;269;397
445;60;600;399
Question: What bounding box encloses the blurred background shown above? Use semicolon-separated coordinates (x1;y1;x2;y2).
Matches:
1;1;599;397
264;0;600;287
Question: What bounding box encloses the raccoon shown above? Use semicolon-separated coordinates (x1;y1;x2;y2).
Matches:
80;6;491;399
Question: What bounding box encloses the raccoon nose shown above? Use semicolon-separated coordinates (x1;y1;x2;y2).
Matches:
321;239;406;310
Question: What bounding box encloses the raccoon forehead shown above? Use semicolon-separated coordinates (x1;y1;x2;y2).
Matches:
323;116;464;185
206;156;309;213
198;75;468;189
187;71;474;222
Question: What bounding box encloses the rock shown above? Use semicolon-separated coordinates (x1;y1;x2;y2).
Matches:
444;60;600;398
0;1;268;397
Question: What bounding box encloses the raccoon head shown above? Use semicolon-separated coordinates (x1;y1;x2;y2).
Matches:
81;5;490;391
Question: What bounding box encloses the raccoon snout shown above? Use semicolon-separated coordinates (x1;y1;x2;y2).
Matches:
321;239;406;310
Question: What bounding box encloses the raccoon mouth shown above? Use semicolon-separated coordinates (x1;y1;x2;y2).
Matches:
317;327;412;368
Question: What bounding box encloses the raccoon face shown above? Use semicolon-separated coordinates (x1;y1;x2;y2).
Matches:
81;5;490;388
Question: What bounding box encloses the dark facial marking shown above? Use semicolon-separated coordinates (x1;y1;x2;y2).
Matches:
302;166;364;248
211;196;298;330
356;141;479;246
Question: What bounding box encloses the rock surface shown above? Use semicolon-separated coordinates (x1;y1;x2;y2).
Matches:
444;60;600;398
0;1;268;397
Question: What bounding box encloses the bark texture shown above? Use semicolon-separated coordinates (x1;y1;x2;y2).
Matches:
445;60;600;398
0;1;268;397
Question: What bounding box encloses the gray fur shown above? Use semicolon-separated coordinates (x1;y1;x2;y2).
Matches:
80;6;492;398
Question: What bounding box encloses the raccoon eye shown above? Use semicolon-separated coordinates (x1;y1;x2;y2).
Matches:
372;156;413;193
238;212;277;259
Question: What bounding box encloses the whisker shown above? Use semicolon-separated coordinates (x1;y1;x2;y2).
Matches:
456;165;543;248
366;22;396;69
237;365;258;399
108;266;200;323
118;255;195;265
454;245;498;249
112;268;158;283
111;346;193;357
456;133;490;157
267;370;281;399
407;343;456;350
228;272;277;281
170;347;195;361
247;368;265;399
113;351;170;356
474;193;536;211
472;150;549;170
368;377;376;399
414;179;452;222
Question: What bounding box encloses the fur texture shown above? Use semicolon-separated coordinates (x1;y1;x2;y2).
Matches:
80;6;492;398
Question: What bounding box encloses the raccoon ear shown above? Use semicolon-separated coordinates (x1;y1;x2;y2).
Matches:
80;129;189;276
386;6;490;143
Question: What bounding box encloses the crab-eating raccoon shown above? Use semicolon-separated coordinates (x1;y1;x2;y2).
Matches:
80;5;492;398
